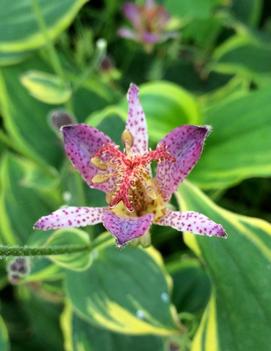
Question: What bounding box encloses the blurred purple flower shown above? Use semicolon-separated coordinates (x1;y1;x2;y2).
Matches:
34;83;226;247
118;0;177;51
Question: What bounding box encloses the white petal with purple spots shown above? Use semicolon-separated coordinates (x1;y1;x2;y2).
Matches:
156;125;211;201
126;83;149;155
156;210;227;237
102;210;154;246
34;207;105;230
62;124;114;192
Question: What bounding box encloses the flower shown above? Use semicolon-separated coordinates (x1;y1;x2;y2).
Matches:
34;83;227;247
118;0;177;52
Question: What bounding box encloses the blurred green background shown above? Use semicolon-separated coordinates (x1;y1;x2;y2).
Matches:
0;0;271;350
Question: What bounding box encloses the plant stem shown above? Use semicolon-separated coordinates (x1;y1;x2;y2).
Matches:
72;39;107;93
0;244;91;257
31;0;73;112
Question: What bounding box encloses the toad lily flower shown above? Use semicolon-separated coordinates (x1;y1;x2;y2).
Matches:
34;83;227;246
118;0;177;52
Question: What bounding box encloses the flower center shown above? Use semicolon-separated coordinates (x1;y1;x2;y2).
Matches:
91;130;175;218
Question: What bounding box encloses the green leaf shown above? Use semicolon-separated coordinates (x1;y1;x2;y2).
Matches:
65;235;180;335
177;181;271;351
167;257;211;314
87;81;200;144
46;229;91;271
0;58;63;167
20;70;71;104
0;153;58;244
231;0;263;27
190;87;271;189
61;303;165;351
0;0;87;64
0;316;9;351
165;0;222;20
25;231;63;282
210;35;271;85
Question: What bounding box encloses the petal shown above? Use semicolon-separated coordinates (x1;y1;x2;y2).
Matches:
142;32;160;44
125;83;149;155
102;211;154;246
123;2;141;28
62;124;114;192
156;125;211;201
117;27;138;41
34;207;105;230
156;210;227;237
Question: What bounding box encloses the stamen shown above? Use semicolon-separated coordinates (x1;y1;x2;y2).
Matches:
121;129;134;151
92;173;112;184
91;141;175;213
90;156;108;170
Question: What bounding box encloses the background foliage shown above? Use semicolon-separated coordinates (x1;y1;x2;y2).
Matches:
0;0;271;350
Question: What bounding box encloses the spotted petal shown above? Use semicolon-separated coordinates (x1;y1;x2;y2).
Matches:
62;124;115;192
125;83;149;156
34;207;105;230
102;211;154;246
123;2;141;29
156;125;211;201
118;27;138;41
156;210;226;237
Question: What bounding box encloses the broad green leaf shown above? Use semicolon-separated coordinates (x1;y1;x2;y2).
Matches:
199;76;249;110
25;231;63;282
61;303;165;351
0;58;63;167
0;51;32;67
20;70;71;104
13;290;63;351
65;235;180;335
87;81;200;143
231;0;263;26
165;0;222;20
0;0;87;64
46;229;91;271
138;81;201;142
177;181;271;351
0;316;9;351
190;87;271;189
0;153;59;244
210;35;271;85
167;257;211;314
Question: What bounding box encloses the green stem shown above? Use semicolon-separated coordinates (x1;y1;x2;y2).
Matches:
72;39;107;93
0;244;91;257
31;0;73;112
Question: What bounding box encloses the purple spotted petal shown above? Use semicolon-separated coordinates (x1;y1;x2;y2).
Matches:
142;32;160;44
126;83;148;155
34;207;105;230
145;0;155;9
102;211;154;246
123;2;141;29
117;27;138;41
62;124;114;192
156;210;227;237
156;125;211;201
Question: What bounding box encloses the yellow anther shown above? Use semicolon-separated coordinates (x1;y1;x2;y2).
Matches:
121;129;134;150
92;173;111;184
146;186;157;200
90;157;108;170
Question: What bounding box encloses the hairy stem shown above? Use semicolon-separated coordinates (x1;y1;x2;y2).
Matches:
0;244;91;257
